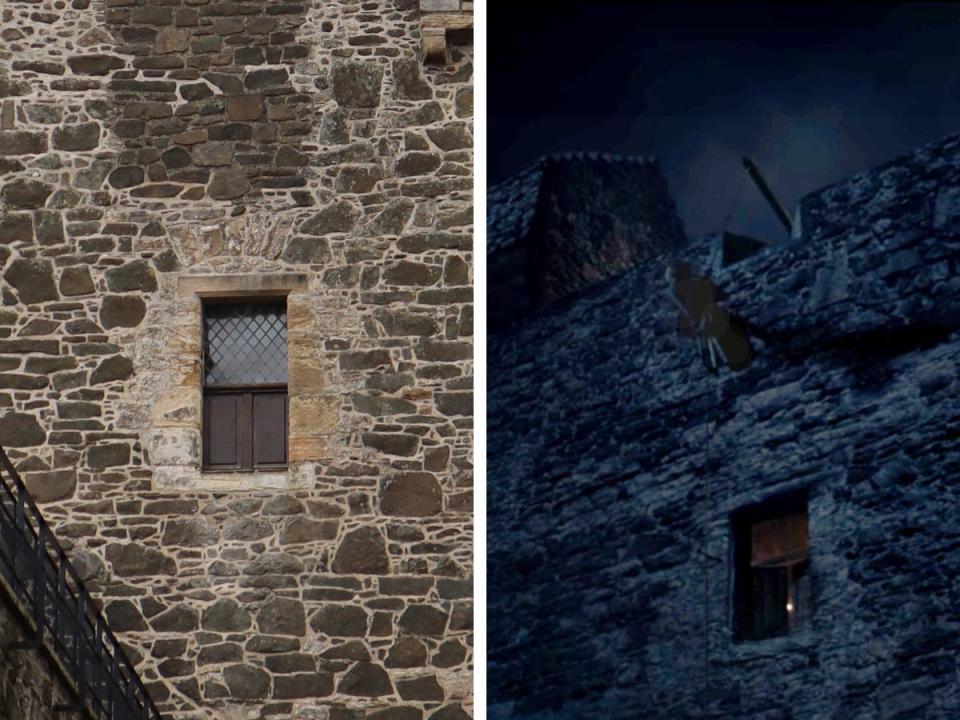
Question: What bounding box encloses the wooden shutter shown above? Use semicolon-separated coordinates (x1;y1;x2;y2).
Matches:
751;566;788;639
252;392;287;467
204;393;241;469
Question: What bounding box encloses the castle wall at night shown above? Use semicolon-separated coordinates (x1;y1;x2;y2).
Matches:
488;134;960;719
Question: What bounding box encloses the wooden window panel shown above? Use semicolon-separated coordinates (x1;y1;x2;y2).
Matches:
204;393;241;469
252;392;288;467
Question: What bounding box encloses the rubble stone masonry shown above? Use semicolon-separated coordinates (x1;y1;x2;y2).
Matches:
0;0;473;717
488;132;960;718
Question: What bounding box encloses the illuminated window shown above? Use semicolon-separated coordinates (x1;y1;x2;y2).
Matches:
732;495;810;641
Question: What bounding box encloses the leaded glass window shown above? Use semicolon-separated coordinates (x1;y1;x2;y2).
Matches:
204;302;288;386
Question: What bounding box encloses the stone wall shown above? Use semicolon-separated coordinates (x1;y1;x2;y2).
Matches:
0;585;75;720
0;0;473;718
488;132;960;718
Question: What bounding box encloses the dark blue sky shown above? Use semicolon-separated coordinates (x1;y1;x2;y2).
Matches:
489;2;960;240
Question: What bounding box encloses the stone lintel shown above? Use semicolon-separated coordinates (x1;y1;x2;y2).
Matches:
177;273;309;299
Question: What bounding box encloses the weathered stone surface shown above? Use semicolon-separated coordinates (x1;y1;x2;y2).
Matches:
298;201;361;235
396;152;442;176
245;552;304;576
257;596;306;637
108;166;145;189
59;267;95;296
223;665;270;700
397;675;444;701
67;55;124;75
34;211;63;245
380;474;443;517
398;606;448;636
22;469;76;503
0;213;32;242
162;518;219;547
384;261;442;286
310;605;368;637
332;62;384;108
150;605;199;633
2;179;52;209
192;142;233;166
224;516;273;541
0;131;47;155
100;295;147;329
282;237;331;263
202;599;251;632
105;544;175;576
105;260;158;292
363;432;420;456
87;443;130;468
198;643;243;665
435;392;472;416
208;167;251;200
52;123;100;151
332;526;390;575
4;259;58;305
226;95;264;121
394;57;433;100
279;517;338;544
105;600;147;632
386;637;428;668
429;705;472;720
273;672;334;700
245;68;288;90
90;356;133;385
337;661;393;697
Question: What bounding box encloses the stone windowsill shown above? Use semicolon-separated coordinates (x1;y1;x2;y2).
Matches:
153;464;311;492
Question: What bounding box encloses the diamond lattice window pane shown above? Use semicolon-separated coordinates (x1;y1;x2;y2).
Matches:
204;302;287;385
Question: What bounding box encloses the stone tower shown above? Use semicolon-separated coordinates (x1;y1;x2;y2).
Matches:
0;0;474;718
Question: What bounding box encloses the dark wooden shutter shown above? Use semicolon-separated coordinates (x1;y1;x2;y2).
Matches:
253;392;287;467
204;393;241;469
751;566;788;639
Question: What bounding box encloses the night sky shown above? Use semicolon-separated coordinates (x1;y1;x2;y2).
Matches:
489;2;960;240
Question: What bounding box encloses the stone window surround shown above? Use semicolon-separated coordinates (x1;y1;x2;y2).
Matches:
147;273;336;493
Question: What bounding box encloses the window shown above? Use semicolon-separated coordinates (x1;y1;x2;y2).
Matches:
732;494;810;641
201;300;288;472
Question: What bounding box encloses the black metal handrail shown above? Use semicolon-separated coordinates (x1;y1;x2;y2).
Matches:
0;445;162;720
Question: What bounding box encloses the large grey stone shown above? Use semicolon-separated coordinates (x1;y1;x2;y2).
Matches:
0;412;46;447
208;167;251;200
202;599;252;632
332;62;384;108
22;469;76;503
90;356;134;385
257;596;306;637
332;526;389;575
100;295;147;329
59;266;95;296
223;665;270;700
398;605;448;636
52;123;100;151
309;605;368;637
162;518;219;547
105;260;157;292
337;661;393;697
380;473;443;517
3;259;58;304
105;543;175;576
298;201;361;235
